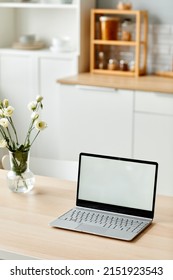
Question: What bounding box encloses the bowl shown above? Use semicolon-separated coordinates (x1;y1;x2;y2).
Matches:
19;34;36;45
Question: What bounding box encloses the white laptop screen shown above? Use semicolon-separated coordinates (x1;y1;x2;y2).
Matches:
78;154;157;212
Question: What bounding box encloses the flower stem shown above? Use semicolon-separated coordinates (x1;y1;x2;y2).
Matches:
30;130;40;147
6;127;15;149
23;120;34;147
8;117;19;145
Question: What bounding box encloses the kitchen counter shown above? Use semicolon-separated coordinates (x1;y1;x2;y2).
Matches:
58;73;173;94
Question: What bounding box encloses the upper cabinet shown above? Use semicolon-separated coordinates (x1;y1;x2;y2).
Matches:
90;9;148;76
0;0;96;72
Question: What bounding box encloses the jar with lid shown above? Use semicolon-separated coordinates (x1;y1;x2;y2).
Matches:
99;16;120;40
119;60;128;71
129;60;135;72
107;59;119;70
98;51;105;69
121;18;133;41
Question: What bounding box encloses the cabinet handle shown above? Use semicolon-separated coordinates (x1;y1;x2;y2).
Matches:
75;85;116;93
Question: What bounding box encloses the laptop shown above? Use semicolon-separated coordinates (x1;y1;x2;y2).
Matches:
50;152;158;241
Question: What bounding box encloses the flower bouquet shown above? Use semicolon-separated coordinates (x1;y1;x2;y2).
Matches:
0;96;47;193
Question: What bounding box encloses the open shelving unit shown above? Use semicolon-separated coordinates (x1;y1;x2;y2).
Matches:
90;9;148;77
0;0;80;55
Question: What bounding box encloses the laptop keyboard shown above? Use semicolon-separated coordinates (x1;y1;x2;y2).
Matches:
61;208;148;233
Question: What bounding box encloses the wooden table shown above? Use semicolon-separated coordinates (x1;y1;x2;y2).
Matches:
0;169;173;260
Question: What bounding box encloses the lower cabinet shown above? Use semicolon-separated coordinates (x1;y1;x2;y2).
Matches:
50;84;134;161
134;91;173;196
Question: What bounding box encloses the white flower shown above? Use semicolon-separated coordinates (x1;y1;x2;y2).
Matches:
0;139;7;148
34;120;47;131
36;95;43;102
3;106;14;117
0;118;9;128
31;112;39;120
3;99;9;108
27;101;37;111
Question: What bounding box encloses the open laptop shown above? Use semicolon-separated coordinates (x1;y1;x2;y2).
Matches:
50;153;158;241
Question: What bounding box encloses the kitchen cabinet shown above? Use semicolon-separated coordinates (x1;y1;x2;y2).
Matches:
0;0;95;68
90;9;148;76
41;84;134;161
0;0;96;158
134;91;173;196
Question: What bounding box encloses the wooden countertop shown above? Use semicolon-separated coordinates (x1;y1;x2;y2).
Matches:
58;73;173;94
0;169;173;260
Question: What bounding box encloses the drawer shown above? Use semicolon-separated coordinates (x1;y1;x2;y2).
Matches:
135;91;173;115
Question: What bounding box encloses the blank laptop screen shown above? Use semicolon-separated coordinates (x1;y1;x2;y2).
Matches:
78;155;157;211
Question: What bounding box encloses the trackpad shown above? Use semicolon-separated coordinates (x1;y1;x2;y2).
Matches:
76;223;107;235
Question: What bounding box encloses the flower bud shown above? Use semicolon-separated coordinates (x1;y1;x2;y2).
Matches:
3;99;9;108
28;101;37;111
36;95;43;103
31;112;39;120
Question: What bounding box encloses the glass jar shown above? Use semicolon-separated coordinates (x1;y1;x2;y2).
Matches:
121;18;133;41
129;60;135;72
100;16;120;40
98;51;105;69
119;60;129;71
107;59;119;70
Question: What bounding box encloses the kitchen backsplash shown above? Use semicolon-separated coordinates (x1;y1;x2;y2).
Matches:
147;24;173;74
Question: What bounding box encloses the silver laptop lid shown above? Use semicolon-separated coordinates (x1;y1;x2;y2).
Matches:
76;153;158;219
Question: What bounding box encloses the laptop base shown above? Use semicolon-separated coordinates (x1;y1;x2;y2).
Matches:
50;207;152;241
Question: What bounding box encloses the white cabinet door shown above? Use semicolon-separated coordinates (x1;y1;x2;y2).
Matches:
35;57;78;158
134;91;173;196
50;84;134;161
0;54;78;160
0;54;35;145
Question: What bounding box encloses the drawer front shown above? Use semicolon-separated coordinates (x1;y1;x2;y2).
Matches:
135;91;173;115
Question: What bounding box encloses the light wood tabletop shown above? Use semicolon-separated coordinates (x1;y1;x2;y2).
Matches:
58;73;173;94
0;169;173;260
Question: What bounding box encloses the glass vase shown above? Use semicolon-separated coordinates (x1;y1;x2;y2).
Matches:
7;150;35;193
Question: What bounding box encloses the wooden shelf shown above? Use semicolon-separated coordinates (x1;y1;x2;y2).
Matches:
93;39;137;46
90;9;148;77
92;9;147;16
92;69;135;76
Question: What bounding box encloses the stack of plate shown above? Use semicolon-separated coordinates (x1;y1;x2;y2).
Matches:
12;34;45;50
